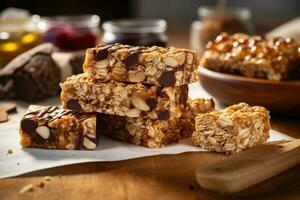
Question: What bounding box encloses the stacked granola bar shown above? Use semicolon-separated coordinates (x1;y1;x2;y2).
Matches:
59;43;203;148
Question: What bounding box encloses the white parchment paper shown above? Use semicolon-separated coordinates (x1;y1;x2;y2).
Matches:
0;83;294;179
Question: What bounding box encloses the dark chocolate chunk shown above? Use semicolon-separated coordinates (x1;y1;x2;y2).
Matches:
75;130;83;150
158;111;170;120
179;85;189;105
159;71;176;86
156;88;165;97
145;98;158;110
66;99;82;111
21;118;37;134
140;111;147;117
123;51;140;68
48;128;58;143
32;130;46;145
94;48;109;61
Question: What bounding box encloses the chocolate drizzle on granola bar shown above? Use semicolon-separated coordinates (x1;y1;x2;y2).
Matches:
22;106;92;124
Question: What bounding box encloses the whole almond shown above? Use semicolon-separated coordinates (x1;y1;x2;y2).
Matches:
95;59;109;69
36;126;50;139
125;108;141;117
131;96;150;111
83;137;96;149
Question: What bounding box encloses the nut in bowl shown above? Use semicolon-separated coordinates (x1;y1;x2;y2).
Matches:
198;33;300;116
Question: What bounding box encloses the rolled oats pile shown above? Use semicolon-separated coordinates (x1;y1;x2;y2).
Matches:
192;103;270;154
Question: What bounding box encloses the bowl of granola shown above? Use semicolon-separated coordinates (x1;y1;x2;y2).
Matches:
198;32;300;116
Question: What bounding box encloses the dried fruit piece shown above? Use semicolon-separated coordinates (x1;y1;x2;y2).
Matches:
158;111;170;120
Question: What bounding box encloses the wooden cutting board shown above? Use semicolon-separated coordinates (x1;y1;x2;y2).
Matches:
195;139;300;193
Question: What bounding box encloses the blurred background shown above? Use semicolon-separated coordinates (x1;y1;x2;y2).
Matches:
0;0;299;102
1;0;299;51
1;0;299;32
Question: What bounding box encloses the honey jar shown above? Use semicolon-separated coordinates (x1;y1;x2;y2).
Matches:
0;13;42;67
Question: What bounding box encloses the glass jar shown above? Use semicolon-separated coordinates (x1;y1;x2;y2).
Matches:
0;15;42;67
41;15;100;51
190;6;253;55
102;19;168;47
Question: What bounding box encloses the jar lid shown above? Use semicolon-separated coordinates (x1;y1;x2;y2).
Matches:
102;19;167;33
42;15;100;28
198;6;251;20
0;15;40;32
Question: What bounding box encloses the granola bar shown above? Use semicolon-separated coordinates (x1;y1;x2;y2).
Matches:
20;105;98;150
180;98;215;138
192;103;270;155
60;73;188;120
99;98;215;148
83;43;199;86
200;32;300;80
99;114;182;148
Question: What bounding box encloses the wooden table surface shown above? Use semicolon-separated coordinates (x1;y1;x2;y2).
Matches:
1;26;300;200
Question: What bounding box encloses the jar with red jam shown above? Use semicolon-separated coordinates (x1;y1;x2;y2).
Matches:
42;15;100;51
102;19;168;47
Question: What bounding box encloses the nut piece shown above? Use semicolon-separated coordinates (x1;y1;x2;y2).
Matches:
95;59;109;69
19;184;34;194
83;137;96;149
125;108;141;117
128;71;146;82
35;126;50;139
163;57;178;67
131;96;150;111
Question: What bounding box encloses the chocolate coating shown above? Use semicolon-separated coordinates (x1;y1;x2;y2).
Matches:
21;118;37;134
32;130;47;145
94;48;109;61
179;85;189;105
